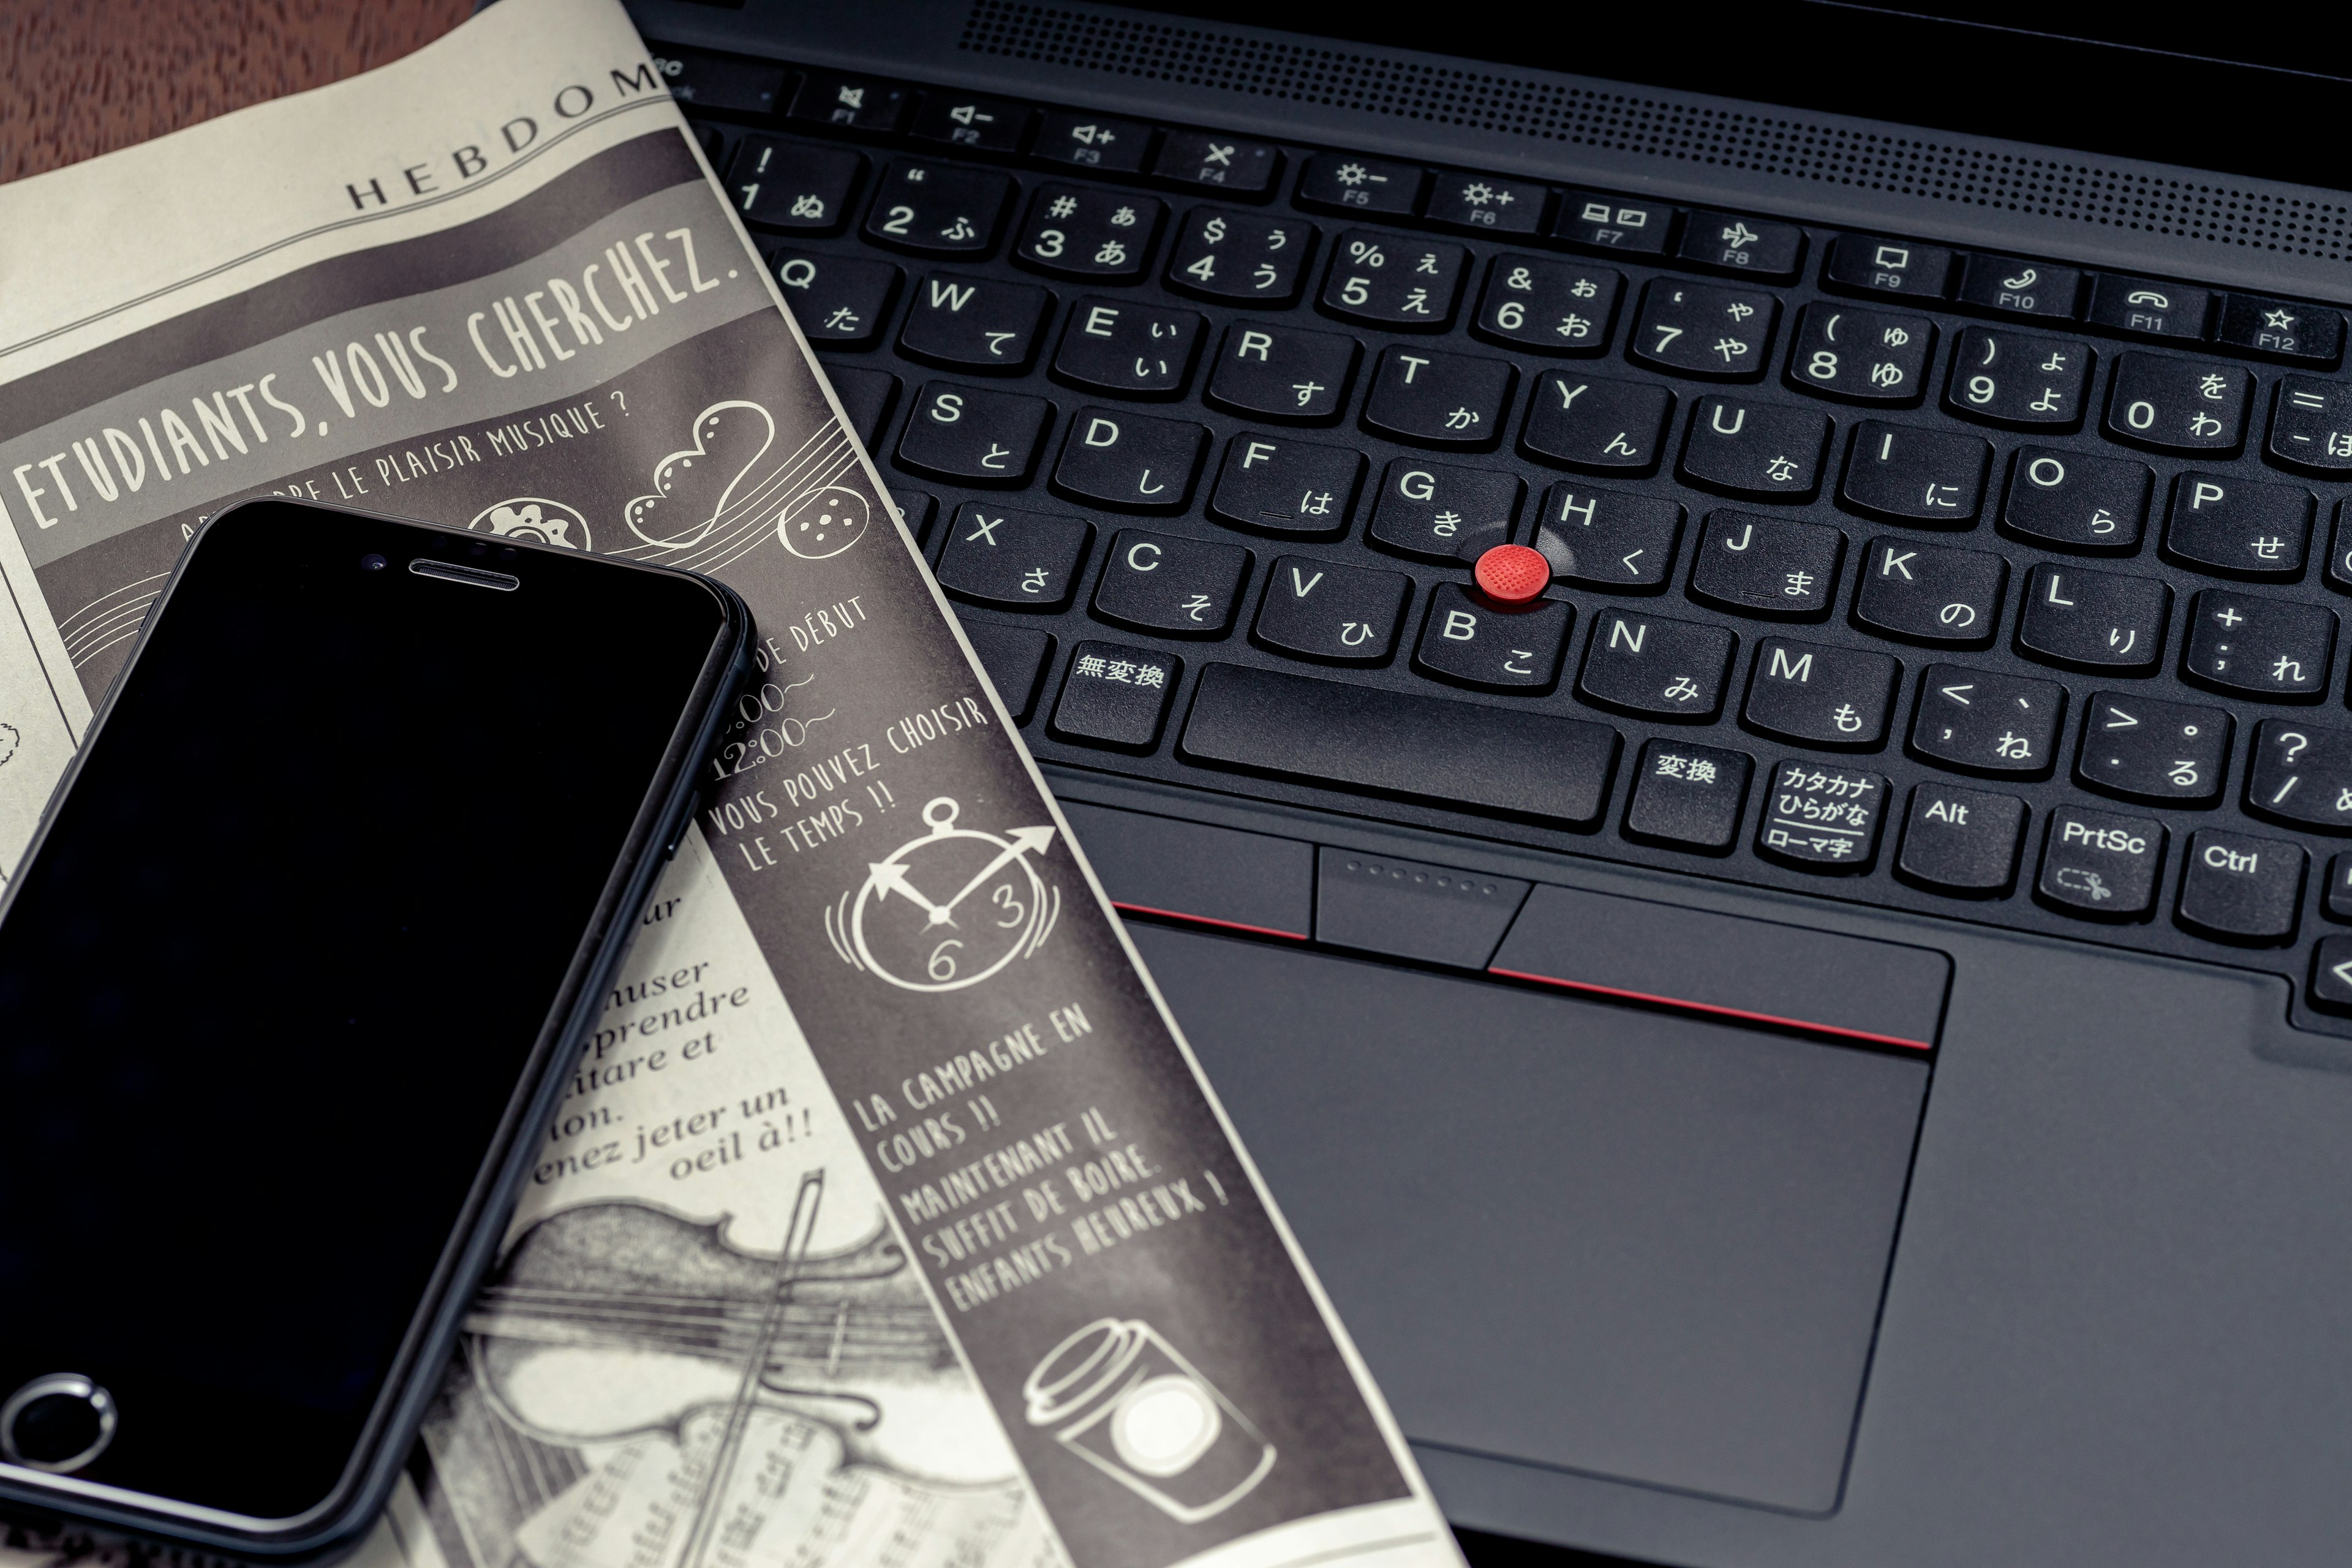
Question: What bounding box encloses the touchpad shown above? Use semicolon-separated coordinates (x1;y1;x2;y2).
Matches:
1132;924;1927;1515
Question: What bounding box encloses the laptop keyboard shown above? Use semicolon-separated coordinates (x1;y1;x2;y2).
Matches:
659;42;2352;1025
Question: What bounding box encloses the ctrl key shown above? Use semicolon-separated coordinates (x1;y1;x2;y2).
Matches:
2175;829;2303;946
2036;806;2165;920
1050;641;1180;752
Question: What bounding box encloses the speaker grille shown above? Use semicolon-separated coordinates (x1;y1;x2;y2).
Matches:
961;0;2352;263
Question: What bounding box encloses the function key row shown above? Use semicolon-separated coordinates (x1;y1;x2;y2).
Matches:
660;42;2346;370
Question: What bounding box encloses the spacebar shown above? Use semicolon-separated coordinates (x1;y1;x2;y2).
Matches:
1178;663;1621;829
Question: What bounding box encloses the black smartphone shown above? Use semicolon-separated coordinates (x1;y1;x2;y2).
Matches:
0;500;751;1556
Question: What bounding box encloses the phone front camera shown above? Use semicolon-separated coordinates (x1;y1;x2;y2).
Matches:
360;554;387;571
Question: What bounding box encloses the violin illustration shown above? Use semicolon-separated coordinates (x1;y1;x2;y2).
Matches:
462;1181;1015;1490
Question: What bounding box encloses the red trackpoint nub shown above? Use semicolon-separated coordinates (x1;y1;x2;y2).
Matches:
1474;543;1550;606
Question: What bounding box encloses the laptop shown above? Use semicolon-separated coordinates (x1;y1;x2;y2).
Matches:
617;1;2352;1561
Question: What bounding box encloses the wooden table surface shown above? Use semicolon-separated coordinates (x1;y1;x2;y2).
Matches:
2;0;474;185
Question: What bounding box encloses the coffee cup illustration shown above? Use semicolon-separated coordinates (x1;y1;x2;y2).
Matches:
1023;1318;1275;1523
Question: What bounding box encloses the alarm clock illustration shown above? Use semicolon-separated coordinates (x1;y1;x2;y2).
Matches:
826;797;1060;992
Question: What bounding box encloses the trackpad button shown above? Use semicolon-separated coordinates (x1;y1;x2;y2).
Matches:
1134;925;1926;1515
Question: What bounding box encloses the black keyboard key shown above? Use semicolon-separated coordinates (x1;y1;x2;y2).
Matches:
1943;326;2093;428
688;121;733;173
1181;663;1621;826
1955;254;2082;320
2162;472;2313;579
2000;447;2150;553
790;70;908;134
1051;407;1207;513
1578;609;1738;720
959;620;1052;722
1014;184;1166;279
1853;537;2006;647
2215;295;2343;366
888;488;938;546
1425;172;1546;234
652;43;791;115
2086;275;2210;341
1052;641;1180;751
2315;937;2352;1011
1151;131;1281;195
1784;303;1932;405
1204;322;1359;423
1296;152;1425;216
1208;435;1362;537
1529;484;1683;592
1520;372;1673;474
2177;830;2304;945
935;503;1091;609
864;161;1014;256
1838;421;1991;524
2329;852;2352;919
1689;511;1843;619
1896;784;2027;896
1033;110;1152;175
1909;664;2066;777
1368;459;1520;564
2038;807;2165;919
1254;556;1411;663
894;382;1052;484
897;273;1050;371
1553;190;1673;254
1362;346;1516;450
1756;760;1890;872
2181;589;2334;700
1414;584;1572;691
1474;255;1622;355
909;91;1033;154
1166;207;1315;304
1822;235;1953;298
2266;377;2352;474
1679;398;1832;502
2016;564;2168;672
2329;503;2352;594
1321;232;1468;329
2075;692;2231;805
2103;352;2251;454
728;138;864;234
1630;280;1777;380
1091;529;1250;636
823;365;900;447
1676;210;1806;279
1052;297;1205;398
1624;739;1754;852
2248;718;2352;832
1742;639;1898;748
770;250;899;347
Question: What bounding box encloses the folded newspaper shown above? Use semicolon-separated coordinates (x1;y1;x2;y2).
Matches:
0;2;1465;1566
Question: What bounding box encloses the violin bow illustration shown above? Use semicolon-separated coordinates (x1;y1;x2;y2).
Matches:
676;1169;826;1568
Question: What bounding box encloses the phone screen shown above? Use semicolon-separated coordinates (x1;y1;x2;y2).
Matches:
0;503;730;1521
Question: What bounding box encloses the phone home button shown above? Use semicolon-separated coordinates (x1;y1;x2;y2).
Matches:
1;1374;117;1473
